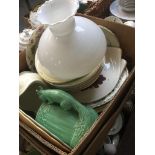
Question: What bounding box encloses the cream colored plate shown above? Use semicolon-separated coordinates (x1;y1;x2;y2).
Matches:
44;64;102;87
72;47;122;103
35;53;70;84
36;51;103;91
50;65;103;91
99;25;120;47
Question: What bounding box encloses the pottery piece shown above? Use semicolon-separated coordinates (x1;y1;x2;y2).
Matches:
103;144;117;155
99;25;120;47
104;16;123;24
108;114;123;135
72;47;122;104
19;29;34;51
26;25;45;72
35;0;107;82
35;89;98;148
111;134;120;147
124;20;135;27
19;71;47;113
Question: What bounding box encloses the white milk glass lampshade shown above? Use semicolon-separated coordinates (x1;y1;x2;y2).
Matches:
35;0;107;82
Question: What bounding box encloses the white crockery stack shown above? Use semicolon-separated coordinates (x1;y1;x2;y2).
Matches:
118;0;135;12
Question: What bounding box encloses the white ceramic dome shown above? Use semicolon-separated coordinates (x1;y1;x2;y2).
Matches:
35;0;107;81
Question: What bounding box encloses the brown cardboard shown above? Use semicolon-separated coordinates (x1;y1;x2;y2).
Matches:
19;110;71;153
83;81;135;155
19;15;135;155
20;127;58;155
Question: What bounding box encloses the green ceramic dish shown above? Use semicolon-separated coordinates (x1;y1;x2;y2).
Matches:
35;89;98;148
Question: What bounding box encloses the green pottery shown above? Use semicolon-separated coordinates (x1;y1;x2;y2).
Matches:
35;89;98;148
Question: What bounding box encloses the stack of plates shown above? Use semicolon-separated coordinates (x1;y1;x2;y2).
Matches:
71;47;129;109
35;53;103;92
119;0;135;12
110;0;135;21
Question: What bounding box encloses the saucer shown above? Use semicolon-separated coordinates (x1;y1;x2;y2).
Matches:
110;0;135;21
99;25;120;47
72;47;122;103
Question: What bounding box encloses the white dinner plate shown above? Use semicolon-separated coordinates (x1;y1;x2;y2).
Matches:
90;60;128;108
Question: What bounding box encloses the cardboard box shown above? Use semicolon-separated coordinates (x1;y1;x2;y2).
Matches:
20;81;134;155
19;15;135;155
